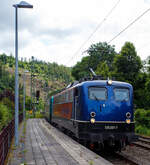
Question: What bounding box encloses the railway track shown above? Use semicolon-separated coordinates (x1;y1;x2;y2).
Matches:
120;144;150;165
132;141;150;150
138;135;150;145
98;151;138;165
98;135;150;165
138;135;150;140
132;135;150;150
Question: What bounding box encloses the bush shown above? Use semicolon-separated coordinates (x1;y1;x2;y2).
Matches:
25;96;31;110
36;98;44;111
135;109;148;127
1;97;15;114
146;110;150;128
135;125;150;136
0;103;12;131
35;111;44;118
135;109;150;136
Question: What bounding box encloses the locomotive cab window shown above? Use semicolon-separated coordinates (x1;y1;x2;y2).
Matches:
89;87;107;100
114;88;129;101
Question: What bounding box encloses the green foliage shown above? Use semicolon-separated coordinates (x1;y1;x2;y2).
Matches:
135;125;150;136
72;56;90;80
87;42;116;70
0;53;73;123
135;109;148;126
113;42;142;83
1;97;15;114
0;62;15;93
0;53;73;88
0;103;12;131
72;42;116;80
133;73;148;108
35;111;44;118
135;109;150;136
25;96;31;110
27;60;73;84
48;88;64;97
25;110;44;119
96;62;111;79
36;98;44;111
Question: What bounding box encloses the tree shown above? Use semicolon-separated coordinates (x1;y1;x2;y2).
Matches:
133;72;148;108
87;42;116;70
113;42;142;83
146;56;150;74
72;42;116;80
72;56;90;80
96;61;111;78
0;53;7;64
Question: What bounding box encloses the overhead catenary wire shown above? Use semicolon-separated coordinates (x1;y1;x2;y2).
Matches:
81;7;150;59
65;0;121;66
108;8;150;44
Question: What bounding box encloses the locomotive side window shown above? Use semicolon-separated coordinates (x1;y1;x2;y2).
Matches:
114;88;129;101
89;87;107;100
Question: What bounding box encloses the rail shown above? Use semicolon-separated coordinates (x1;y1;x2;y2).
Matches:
0;113;23;165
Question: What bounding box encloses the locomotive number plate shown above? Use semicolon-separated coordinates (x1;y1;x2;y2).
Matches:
105;126;118;130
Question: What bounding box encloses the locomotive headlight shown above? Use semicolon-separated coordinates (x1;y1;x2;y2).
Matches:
126;112;131;118
90;112;96;117
126;119;131;124
107;80;112;85
90;118;95;124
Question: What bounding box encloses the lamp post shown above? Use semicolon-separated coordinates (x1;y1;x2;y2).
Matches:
23;70;29;121
13;1;33;146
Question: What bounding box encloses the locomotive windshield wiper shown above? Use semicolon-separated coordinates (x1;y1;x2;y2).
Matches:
92;94;99;101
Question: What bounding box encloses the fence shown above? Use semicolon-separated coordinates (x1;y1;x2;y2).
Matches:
0;113;23;165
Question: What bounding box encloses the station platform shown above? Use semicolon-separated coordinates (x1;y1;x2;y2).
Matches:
7;119;112;165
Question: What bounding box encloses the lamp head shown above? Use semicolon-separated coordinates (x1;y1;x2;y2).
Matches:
13;1;33;8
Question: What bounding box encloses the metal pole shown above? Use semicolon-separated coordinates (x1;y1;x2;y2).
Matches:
14;6;19;146
23;72;26;120
30;72;32;111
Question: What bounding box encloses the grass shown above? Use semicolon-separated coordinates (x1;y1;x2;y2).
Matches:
26;110;44;119
88;160;94;165
135;125;150;136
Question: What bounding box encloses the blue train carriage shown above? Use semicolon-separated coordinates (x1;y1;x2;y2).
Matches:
48;79;136;150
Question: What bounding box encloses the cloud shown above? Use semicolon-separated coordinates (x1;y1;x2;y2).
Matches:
1;0;150;66
34;26;81;40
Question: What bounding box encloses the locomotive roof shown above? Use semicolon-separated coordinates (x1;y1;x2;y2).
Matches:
54;80;132;97
73;80;132;88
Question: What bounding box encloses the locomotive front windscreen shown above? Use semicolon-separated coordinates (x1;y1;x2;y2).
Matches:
89;87;107;100
114;88;129;101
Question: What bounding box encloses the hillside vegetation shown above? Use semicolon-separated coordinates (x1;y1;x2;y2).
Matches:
0;54;73;130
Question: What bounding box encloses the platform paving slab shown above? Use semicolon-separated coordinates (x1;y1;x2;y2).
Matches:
41;119;113;165
25;119;79;165
7;121;26;165
7;118;113;165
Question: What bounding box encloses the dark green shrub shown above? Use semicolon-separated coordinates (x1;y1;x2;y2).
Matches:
25;96;31;110
134;109;148;127
1;97;15;114
0;103;12;130
146;110;150;128
135;109;150;136
135;125;150;136
35;111;44;118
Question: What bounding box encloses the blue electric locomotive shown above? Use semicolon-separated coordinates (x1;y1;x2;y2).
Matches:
45;78;135;151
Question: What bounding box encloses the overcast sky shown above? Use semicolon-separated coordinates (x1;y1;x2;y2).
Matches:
0;0;150;66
